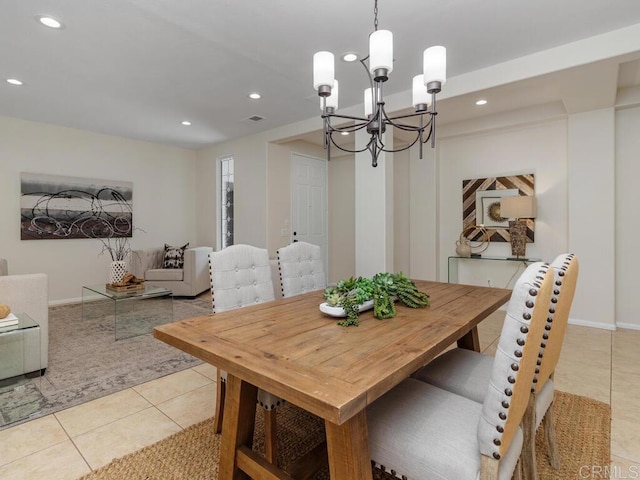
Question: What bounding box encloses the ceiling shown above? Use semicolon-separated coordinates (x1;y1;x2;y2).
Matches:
3;0;640;150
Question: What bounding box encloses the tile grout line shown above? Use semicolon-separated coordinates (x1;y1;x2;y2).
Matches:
52;414;93;475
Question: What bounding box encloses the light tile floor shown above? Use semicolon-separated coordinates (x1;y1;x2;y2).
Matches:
0;314;639;480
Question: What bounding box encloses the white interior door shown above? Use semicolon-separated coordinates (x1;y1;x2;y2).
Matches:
291;154;328;276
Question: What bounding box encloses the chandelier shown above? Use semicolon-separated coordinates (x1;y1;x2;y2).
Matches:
312;0;446;167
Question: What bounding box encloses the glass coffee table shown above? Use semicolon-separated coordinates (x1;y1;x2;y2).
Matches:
82;284;173;340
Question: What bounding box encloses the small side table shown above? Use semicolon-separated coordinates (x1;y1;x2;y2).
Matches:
0;313;42;427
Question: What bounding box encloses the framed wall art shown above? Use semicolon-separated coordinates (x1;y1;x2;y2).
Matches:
462;174;535;243
20;172;133;240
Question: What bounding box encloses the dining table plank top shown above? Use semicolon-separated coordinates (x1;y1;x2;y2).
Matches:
154;280;511;426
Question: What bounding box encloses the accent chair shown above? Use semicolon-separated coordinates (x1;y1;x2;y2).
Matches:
413;253;578;479
366;262;553;480
208;244;284;465
276;241;326;298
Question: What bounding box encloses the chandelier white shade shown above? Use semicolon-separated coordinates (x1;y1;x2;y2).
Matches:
313;51;335;92
312;0;446;167
412;75;432;109
369;30;393;76
325;80;339;110
424;46;447;85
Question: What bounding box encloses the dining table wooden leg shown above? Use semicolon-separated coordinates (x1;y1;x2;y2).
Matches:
457;325;481;351
325;409;373;480
218;374;258;480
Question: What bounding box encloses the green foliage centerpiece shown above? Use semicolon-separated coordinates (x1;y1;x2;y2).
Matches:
323;272;430;327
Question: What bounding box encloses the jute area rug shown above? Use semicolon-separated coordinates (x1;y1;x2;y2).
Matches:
78;390;610;480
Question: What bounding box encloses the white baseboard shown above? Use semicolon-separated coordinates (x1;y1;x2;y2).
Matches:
49;297;82;306
616;322;640;331
568;317;617;331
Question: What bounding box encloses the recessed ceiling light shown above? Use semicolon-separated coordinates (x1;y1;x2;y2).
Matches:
342;53;358;62
475;99;488;106
36;15;64;29
249;93;261;100
181;121;192;126
6;78;23;86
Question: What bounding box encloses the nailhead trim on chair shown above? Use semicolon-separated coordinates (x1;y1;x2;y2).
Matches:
371;460;408;480
478;262;551;462
532;253;576;386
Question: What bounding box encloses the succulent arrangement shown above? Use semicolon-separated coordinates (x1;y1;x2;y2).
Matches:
323;272;430;327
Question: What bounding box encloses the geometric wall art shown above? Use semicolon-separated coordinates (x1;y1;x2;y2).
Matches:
20;172;133;240
462;173;535;243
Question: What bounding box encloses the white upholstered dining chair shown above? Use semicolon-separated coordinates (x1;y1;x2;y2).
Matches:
276;241;326;298
367;262;553;480
208;244;284;464
413;253;578;479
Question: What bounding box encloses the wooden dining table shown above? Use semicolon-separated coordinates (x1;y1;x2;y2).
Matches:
154;280;511;480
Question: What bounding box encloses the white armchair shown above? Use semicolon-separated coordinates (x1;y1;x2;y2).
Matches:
0;272;49;375
131;246;213;297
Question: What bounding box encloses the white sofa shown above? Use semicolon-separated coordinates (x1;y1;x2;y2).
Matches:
131;246;213;297
0;269;49;375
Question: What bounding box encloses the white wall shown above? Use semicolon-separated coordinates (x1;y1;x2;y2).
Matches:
394;149;410;275
438;117;569;286
328;154;355;284
196;134;268;251
615;105;640;329
568;109;616;329
0;116;198;303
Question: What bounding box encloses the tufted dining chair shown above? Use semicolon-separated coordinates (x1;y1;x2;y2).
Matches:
367;262;553;480
413;253;578;480
208;244;284;465
276;241;326;298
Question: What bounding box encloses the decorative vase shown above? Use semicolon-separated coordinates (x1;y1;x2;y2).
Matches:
455;236;471;257
108;260;127;284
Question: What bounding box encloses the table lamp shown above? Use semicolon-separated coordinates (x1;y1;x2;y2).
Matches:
500;195;536;258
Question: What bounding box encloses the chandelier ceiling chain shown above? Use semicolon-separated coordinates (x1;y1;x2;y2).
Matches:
312;0;447;167
373;0;378;31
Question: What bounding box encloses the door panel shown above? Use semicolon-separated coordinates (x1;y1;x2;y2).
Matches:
291;154;328;275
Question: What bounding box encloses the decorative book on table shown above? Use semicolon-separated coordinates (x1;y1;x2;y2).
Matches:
0;312;19;327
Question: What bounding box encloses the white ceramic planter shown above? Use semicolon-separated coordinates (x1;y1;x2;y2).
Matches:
108;260;127;284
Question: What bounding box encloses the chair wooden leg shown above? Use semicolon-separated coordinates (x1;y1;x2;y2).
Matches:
480;454;500;480
214;372;226;434
544;403;561;469
264;408;278;465
520;393;537;480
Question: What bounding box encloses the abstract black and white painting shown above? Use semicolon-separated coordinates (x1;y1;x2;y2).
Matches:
20;173;133;240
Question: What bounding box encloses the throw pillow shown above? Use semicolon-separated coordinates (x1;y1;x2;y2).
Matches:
163;243;189;269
